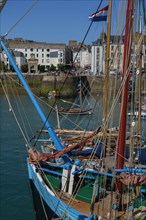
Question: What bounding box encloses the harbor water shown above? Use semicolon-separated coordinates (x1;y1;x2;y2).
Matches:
0;95;36;220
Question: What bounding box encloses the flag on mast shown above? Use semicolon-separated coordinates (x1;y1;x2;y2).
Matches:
89;5;109;22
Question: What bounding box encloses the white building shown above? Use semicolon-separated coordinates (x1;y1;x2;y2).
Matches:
91;34;146;76
4;38;72;71
91;36;125;75
91;45;103;75
80;50;91;68
73;51;80;67
2;49;27;70
73;50;91;68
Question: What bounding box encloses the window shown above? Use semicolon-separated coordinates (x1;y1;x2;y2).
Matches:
42;54;44;57
25;48;27;52
42;59;44;63
36;54;38;57
25;54;27;57
42;49;44;52
37;49;38;52
30;48;33;52
111;45;114;51
47;54;50;57
50;51;58;57
47;49;50;52
111;52;114;58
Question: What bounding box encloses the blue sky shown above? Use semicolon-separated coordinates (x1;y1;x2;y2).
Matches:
1;0;112;45
1;0;145;45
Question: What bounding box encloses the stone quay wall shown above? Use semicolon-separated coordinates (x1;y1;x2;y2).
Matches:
0;73;145;98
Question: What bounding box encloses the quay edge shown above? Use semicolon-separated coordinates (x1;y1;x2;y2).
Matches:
0;73;145;98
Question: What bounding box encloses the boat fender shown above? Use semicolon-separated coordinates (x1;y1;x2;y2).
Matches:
113;203;118;210
107;212;110;219
129;205;134;211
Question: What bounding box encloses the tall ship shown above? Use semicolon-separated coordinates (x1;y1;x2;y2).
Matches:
1;0;146;219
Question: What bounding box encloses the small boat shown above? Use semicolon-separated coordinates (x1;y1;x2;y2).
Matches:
57;77;93;115
57;106;93;115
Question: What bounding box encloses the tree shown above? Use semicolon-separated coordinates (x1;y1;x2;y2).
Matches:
39;65;45;73
57;64;65;71
46;65;50;71
21;64;28;73
50;64;56;71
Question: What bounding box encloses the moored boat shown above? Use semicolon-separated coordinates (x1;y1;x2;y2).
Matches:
1;0;146;219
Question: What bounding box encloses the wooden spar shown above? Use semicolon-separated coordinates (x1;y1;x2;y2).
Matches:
103;0;112;124
79;77;83;110
137;14;143;134
137;40;142;133
116;0;134;194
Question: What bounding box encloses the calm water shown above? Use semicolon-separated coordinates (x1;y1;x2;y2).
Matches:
0;96;35;220
0;94;145;220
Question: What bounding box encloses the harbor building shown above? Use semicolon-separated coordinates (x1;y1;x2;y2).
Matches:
91;33;146;75
2;49;27;71
1;35;145;75
73;49;91;69
2;38;72;73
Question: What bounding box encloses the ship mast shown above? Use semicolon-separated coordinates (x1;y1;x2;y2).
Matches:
103;0;112;124
116;0;134;195
137;11;143;134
